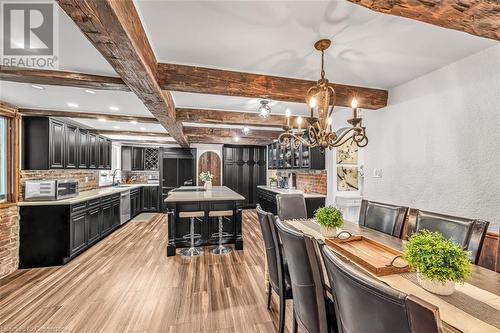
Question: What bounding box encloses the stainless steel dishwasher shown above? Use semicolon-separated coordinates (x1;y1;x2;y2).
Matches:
120;190;131;224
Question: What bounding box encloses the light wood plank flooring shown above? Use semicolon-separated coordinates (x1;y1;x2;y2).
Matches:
0;210;292;333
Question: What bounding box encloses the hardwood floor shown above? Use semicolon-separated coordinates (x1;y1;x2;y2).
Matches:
0;210;292;333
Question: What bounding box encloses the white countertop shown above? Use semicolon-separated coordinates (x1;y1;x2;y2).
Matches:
18;183;159;206
257;185;326;199
164;186;245;203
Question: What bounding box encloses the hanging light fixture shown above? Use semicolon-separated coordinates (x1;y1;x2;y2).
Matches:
258;100;271;118
278;39;368;150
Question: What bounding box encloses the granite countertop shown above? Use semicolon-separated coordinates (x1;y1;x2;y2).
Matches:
164;186;245;203
257;185;326;199
18;183;160;206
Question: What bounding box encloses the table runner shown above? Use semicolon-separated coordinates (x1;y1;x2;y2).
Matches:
285;218;500;333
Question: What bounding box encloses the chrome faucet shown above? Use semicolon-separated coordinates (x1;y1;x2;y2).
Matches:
112;169;121;186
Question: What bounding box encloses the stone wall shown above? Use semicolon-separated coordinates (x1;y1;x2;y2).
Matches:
0;205;19;279
122;170;159;184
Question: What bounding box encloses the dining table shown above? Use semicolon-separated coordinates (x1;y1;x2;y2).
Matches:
284;218;500;333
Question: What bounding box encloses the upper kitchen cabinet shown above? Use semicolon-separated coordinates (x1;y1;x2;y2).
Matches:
267;141;325;170
22;117;112;170
121;146;159;171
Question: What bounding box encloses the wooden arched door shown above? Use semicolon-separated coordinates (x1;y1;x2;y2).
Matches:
198;152;221;186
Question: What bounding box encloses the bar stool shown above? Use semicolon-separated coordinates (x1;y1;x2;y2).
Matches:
209;210;233;255
179;211;205;257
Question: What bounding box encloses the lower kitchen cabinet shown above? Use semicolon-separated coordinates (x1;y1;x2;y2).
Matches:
101;201;114;236
256;187;325;218
131;188;141;217
88;204;101;244
142;186;159;212
70;212;87;256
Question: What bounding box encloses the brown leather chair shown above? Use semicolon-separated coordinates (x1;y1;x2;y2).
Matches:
406;209;489;264
276;194;307;221
358;200;408;238
321;246;442;333
256;205;292;333
275;218;337;333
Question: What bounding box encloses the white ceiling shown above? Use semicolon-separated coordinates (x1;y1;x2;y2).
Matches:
135;0;496;89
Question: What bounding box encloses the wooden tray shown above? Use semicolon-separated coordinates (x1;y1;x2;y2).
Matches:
324;235;410;276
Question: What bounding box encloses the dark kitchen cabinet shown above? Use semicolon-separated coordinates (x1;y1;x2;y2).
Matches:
131;188;141;217
132;147;145;170
267;142;325;170
257;187;325;218
112;199;120;228
65;124;78;169
223;145;266;208
87;204;101;244
122;145;155;171
49;119;65;169
142;186;159;212
101;202;113;236
77;130;89;168
70;212;87;256
22;117;111;170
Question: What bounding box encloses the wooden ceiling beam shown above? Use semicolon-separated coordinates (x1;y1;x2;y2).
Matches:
0;66;130;91
19;108;159;124
183;126;282;141
158;63;388;109
176;108;303;128
187;135;269;146
347;0;500;41
57;0;188;146
93;130;169;137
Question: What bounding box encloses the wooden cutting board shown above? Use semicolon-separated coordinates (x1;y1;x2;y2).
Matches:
325;235;410;276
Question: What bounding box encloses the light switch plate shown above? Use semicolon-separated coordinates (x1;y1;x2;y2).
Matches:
373;168;383;178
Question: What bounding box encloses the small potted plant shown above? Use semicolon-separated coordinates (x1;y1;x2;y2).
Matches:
315;206;343;238
269;176;278;188
404;230;471;295
199;171;214;190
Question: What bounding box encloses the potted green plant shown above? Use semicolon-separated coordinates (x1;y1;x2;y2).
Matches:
269;176;278;188
315;206;343;237
199;171;214;190
404;230;471;295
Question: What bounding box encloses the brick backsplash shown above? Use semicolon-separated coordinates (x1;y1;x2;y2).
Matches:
268;169;327;195
122;170;159;184
19;170;99;201
0;205;19;279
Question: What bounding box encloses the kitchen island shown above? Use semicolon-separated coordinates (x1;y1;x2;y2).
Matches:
164;186;245;256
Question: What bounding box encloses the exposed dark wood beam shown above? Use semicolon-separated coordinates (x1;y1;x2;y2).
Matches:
347;0;500;41
177;108;304;128
0;66;129;91
19;108;159;124
187;135;269;146
94;129;169;137
117;139;175;145
57;0;188;146
158;63;388;109
183;126;282;141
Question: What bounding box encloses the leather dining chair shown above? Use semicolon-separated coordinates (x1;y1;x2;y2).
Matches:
276;194;307;221
358;200;408;238
321;246;442;333
275;218;337;333
405;209;489;264
256;205;292;333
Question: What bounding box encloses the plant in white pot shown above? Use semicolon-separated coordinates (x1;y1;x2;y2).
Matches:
199;171;214;190
404;230;471;296
315;206;343;238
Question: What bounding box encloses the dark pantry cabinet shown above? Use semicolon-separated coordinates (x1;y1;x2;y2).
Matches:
223;145;266;208
23;117;111;170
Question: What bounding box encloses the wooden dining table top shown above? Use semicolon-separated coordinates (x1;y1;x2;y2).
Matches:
285;218;500;333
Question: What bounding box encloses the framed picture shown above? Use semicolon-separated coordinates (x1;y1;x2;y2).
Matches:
336;139;358;165
337;166;358;191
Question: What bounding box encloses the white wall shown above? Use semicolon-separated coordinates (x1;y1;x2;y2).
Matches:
362;44;500;231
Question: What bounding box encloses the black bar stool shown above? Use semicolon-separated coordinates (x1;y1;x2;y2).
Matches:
209;210;233;255
179;211;204;257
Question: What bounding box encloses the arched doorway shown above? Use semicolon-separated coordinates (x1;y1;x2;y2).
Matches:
198;151;221;186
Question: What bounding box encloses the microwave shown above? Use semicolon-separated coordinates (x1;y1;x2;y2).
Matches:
25;179;79;201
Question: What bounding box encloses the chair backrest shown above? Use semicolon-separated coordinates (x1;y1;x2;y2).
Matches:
276;193;308;221
256;204;284;292
358;200;408;238
321;246;442;333
275;218;331;333
497;226;500;273
406;209;489;264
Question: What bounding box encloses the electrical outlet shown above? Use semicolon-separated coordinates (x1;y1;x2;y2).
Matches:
373;168;383;178
85;177;88;183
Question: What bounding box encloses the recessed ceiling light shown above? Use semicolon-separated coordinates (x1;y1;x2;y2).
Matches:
98;118;107;122
129;120;138;124
31;84;44;90
233;136;240;142
84;89;95;94
140;127;146;131
67;102;79;108
109;106;119;111
242;126;250;135
113;125;120;129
